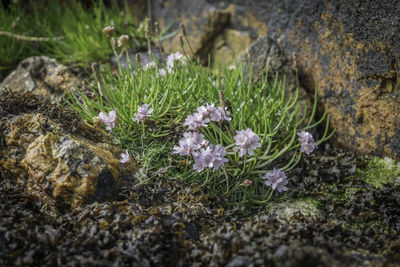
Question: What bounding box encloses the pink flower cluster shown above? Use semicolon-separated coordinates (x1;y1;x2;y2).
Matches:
184;103;231;131
133;104;153;123
264;168;288;193
297;131;317;155
173;132;206;156
144;61;156;70
95;110;117;131
193;144;228;172
119;149;130;163
173;131;228;172
233;128;261;157
167;52;184;72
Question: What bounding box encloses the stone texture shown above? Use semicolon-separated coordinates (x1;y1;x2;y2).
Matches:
0;56;83;103
0;93;136;211
150;0;400;159
211;28;254;66
152;0;256;65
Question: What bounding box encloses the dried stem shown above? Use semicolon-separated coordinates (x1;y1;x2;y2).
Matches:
91;62;114;109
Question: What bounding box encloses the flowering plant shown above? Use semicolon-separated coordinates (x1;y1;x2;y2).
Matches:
68;48;333;210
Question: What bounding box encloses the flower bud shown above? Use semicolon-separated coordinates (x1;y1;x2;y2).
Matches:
117;35;129;47
103;26;115;37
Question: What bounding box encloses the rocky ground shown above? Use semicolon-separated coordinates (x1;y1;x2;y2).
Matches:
0;90;399;266
1;137;400;266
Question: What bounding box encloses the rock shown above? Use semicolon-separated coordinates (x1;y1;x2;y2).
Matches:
238;35;311;113
150;0;400;159
0;56;83;103
211;29;254;66
0;92;136;211
152;1;239;65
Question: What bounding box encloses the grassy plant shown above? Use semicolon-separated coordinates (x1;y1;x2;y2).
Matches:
67;54;334;211
0;1;170;79
43;0;150;66
0;2;54;79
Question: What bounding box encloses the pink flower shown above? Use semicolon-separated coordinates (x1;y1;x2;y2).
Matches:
209;107;231;122
211;144;229;170
173;138;199;156
192;144;228;172
297;131;317;155
167;52;184;71
264;168;288;193
196;103;216;118
158;68;167;77
119;149;130;163
173;132;204;156
133;104;153;123
233;128;261;157
184;112;209;130
193;146;215;172
97;110;117;131
144;61;157;70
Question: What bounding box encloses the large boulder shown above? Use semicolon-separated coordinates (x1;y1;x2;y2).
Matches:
151;0;400;159
0;91;136;212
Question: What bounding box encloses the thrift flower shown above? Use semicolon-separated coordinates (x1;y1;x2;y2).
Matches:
209;106;231;122
211;144;229;170
167;51;184;71
133;104;153;123
119;149;130;163
233;128;261;157
97;110;117;131
196;103;216;118
158;68;167;77
297;131;317;155
184;112;209;130
173;138;200;156
144;61;157;70
264;168;288;193
173;132;204;156
183;131;205;146
193;146;215;172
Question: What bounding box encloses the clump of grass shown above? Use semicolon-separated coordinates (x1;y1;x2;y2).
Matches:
0;0;170;79
67;49;334;211
0;2;54;78
356;157;400;188
43;0;149;66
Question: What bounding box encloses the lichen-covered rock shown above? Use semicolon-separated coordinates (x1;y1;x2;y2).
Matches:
0;56;83;103
0;93;136;211
265;197;321;221
151;0;400;159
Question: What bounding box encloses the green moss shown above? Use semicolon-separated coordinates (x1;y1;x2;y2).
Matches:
356;157;400;188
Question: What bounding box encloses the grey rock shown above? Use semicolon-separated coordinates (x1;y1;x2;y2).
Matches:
1;56;82;103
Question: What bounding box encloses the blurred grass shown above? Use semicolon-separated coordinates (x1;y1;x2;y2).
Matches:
0;0;150;80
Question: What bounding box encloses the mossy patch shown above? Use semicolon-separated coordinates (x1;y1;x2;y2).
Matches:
356;157;400;188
